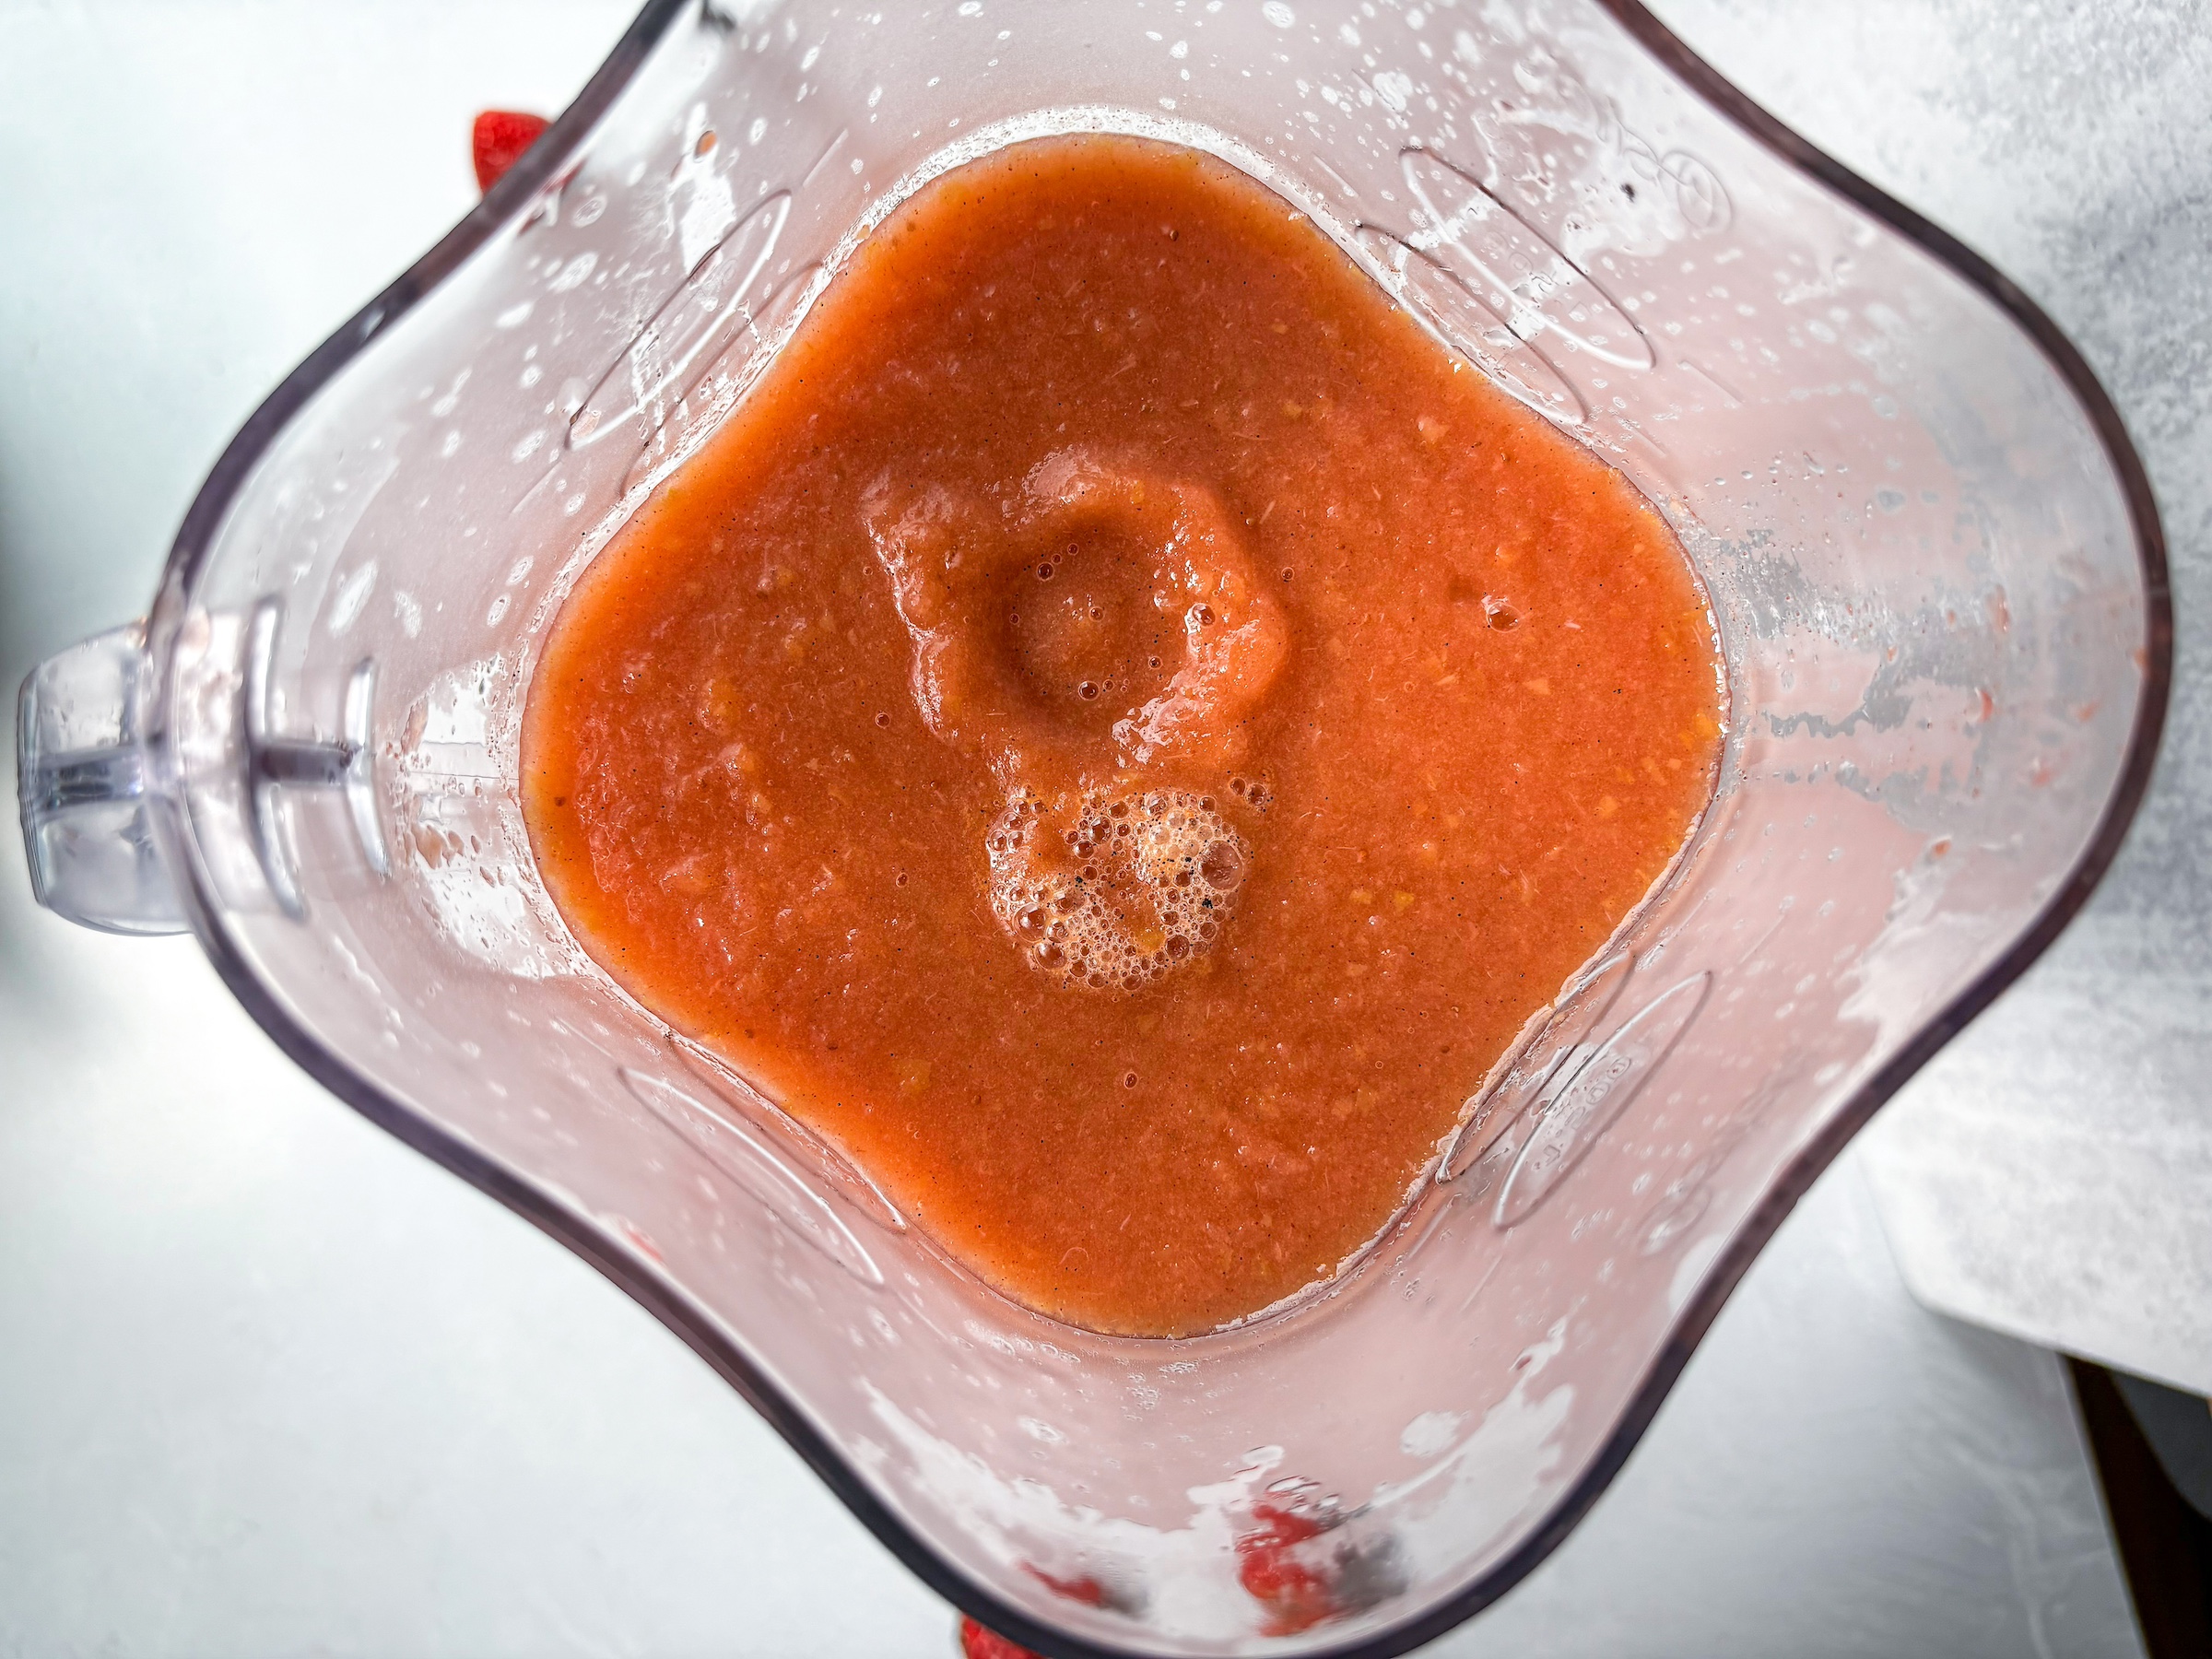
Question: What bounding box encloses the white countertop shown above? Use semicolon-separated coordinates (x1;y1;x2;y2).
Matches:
5;1;2194;1653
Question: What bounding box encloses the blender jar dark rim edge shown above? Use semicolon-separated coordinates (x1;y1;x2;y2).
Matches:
135;4;2174;1657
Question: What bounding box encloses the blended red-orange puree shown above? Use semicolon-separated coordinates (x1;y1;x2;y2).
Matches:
523;135;1722;1335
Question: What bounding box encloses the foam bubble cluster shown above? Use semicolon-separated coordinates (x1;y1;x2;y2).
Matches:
987;786;1249;993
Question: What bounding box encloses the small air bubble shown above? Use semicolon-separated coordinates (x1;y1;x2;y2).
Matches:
1038;563;1055;581
1200;842;1243;889
875;711;891;726
1078;680;1100;700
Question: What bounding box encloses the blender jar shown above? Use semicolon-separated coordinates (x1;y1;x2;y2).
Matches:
15;0;2167;1653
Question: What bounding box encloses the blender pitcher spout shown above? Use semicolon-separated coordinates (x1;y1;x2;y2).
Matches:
18;621;185;935
18;599;389;934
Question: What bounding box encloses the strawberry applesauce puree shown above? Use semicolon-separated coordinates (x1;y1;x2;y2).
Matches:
522;135;1723;1336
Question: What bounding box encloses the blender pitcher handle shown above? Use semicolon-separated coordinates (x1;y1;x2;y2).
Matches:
16;621;187;935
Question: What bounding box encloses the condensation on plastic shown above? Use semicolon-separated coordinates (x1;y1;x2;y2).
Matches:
20;1;2164;1655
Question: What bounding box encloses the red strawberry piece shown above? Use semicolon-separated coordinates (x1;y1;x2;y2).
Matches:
472;110;551;194
1235;1503;1335;1635
959;1616;1045;1659
1023;1566;1111;1607
1242;1501;1324;1548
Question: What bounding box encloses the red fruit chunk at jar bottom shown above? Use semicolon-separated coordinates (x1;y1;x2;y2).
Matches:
1236;1503;1336;1634
959;1616;1044;1659
1025;1566;1111;1607
472;109;549;193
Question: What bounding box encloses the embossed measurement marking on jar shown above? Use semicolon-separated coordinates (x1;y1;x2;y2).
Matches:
1439;951;1634;1182
569;191;793;452
1355;225;1588;425
1490;51;1735;237
670;1035;907;1231
620;1065;885;1284
1495;970;1713;1229
1399;149;1653;371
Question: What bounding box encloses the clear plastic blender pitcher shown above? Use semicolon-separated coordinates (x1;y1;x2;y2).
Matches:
15;0;2168;1653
